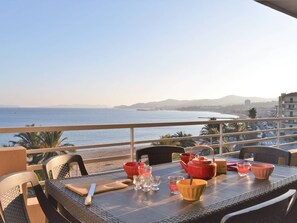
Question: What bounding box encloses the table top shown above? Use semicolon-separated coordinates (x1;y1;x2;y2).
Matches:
45;160;297;223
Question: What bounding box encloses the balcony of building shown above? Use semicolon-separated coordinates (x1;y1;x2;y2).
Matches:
2;116;297;222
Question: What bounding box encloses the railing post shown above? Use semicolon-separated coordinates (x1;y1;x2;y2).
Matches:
219;123;223;155
130;127;135;161
276;120;280;148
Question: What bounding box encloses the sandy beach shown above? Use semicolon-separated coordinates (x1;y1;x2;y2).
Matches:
77;147;132;174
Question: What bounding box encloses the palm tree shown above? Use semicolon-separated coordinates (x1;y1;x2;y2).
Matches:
200;117;220;134
152;134;180;146
199;118;231;154
152;131;196;147
11;132;44;164
38;131;74;162
227;122;246;141
10;124;73;165
200;127;220;149
200;118;228;135
172;131;196;147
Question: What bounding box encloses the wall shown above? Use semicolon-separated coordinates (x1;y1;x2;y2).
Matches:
0;147;45;223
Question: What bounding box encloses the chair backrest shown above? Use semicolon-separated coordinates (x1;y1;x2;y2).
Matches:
42;154;88;180
239;146;291;165
220;189;297;223
0;171;70;223
136;145;185;165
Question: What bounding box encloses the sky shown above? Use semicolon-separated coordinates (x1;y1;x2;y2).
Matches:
0;0;297;107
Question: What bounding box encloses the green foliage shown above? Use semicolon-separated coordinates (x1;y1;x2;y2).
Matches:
200;118;222;144
153;131;196;147
199;118;247;153
248;107;257;119
172;131;196;147
152;134;180;146
200;117;220;134
10;124;74;165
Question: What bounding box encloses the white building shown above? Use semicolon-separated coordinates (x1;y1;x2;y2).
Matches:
279;92;297;127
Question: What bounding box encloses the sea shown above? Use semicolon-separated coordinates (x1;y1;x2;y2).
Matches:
0;108;237;147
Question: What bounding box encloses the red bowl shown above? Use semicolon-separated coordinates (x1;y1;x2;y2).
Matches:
123;162;139;179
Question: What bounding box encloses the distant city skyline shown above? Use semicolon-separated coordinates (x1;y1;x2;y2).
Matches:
0;1;296;107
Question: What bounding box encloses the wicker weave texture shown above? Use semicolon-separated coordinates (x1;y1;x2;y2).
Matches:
0;185;30;223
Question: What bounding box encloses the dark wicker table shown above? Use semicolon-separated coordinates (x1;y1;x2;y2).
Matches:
45;161;297;223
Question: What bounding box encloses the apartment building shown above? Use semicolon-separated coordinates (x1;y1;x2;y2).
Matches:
279;92;297;127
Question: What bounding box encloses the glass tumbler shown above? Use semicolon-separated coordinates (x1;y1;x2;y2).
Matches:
237;162;251;177
133;175;142;190
141;175;151;192
139;165;152;177
151;176;161;191
168;176;184;194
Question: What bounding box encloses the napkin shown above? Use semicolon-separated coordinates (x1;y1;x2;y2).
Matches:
227;162;237;171
65;178;132;196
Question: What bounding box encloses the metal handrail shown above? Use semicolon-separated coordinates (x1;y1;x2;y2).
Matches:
1;117;297;172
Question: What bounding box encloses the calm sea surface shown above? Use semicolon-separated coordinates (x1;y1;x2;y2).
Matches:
0;108;237;147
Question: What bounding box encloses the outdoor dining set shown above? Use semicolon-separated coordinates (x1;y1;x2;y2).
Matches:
1;145;297;223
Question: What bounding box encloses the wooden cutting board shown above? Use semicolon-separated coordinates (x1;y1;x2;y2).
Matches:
65;178;132;196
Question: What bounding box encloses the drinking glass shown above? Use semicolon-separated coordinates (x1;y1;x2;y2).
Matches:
141;175;151;192
133;175;142;190
237;162;251;177
151;176;161;191
138;165;152;177
168;176;184;194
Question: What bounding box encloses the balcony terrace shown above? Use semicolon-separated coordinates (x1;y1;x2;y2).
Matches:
1;117;297;178
2;116;297;222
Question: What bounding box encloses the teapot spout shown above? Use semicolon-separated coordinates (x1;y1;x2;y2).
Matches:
179;160;188;173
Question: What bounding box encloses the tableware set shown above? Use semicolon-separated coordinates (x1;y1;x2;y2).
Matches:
124;163;161;192
233;161;274;180
124;145;274;203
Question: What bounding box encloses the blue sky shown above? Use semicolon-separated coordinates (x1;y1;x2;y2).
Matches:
0;0;297;107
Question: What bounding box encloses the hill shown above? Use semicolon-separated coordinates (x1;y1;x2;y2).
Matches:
115;95;277;110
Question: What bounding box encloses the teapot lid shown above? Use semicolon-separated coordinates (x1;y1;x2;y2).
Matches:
191;156;212;165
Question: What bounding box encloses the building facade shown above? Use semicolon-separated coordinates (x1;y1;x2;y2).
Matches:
279;92;297;127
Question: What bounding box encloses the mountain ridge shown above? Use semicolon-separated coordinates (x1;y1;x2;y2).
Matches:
115;95;277;109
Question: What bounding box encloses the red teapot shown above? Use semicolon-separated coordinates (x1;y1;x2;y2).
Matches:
180;145;217;180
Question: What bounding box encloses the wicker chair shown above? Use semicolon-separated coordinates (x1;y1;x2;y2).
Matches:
42;154;88;223
239;146;291;165
221;189;297;223
136;145;185;165
0;171;70;223
42;154;88;180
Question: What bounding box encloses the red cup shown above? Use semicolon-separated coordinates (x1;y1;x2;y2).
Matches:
138;164;151;176
237;162;251;177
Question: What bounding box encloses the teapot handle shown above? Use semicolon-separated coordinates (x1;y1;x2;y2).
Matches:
190;145;215;162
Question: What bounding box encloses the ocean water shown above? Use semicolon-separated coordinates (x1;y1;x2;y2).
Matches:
0;108;237;147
